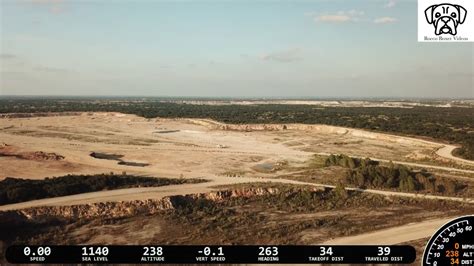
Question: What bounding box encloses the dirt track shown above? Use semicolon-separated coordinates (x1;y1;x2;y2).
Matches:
436;145;474;166
1;113;472;181
1;112;473;245
2;175;473;211
322;218;452;245
1;113;473;210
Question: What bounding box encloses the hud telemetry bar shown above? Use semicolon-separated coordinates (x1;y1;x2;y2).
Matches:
6;245;416;264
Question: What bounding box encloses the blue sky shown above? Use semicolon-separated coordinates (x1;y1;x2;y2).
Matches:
1;0;472;98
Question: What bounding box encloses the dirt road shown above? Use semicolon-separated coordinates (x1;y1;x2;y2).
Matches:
1;113;473;181
2;175;473;211
322;218;452;245
2;113;473;253
1;113;474;211
437;145;474;166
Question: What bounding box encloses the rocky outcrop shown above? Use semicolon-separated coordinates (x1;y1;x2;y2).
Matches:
0;187;280;224
181;187;279;202
186;118;349;134
16;198;174;221
23;151;65;161
0;147;64;161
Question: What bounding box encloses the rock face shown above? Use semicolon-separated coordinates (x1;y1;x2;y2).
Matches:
13;198;174;221
0;187;279;224
187;187;279;201
187;119;349;134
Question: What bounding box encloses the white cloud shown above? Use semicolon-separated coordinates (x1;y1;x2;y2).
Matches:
315;15;351;23
314;10;364;23
261;48;302;63
384;0;396;8
373;17;398;24
344;10;365;16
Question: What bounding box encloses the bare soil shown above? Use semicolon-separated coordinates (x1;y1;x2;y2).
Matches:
1;112;473;259
3;184;472;248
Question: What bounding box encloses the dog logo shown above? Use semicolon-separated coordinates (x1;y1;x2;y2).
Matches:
425;3;467;35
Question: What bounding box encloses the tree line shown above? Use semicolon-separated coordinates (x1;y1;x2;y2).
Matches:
325;154;463;194
0;174;205;205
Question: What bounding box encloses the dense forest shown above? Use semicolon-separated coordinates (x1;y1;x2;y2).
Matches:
0;98;473;159
0;174;206;205
325;154;464;194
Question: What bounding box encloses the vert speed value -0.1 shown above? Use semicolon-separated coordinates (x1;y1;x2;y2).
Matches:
422;215;474;266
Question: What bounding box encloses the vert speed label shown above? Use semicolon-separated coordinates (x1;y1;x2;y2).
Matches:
422;215;474;266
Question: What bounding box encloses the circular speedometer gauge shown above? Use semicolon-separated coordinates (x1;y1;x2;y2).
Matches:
422;215;474;266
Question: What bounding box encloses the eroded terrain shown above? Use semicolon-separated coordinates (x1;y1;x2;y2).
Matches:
2;112;471;181
1;112;473;265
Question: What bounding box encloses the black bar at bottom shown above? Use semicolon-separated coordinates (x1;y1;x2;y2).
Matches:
6;245;416;264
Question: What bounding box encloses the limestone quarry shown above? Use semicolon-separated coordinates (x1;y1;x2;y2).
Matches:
0;112;473;264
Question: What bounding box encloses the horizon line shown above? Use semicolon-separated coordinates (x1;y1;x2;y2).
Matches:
1;95;473;101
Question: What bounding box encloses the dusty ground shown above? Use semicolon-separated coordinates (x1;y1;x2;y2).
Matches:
1;112;473;250
2;112;473;209
5;185;471;246
1;112;470;181
322;217;453;245
1;113;307;180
